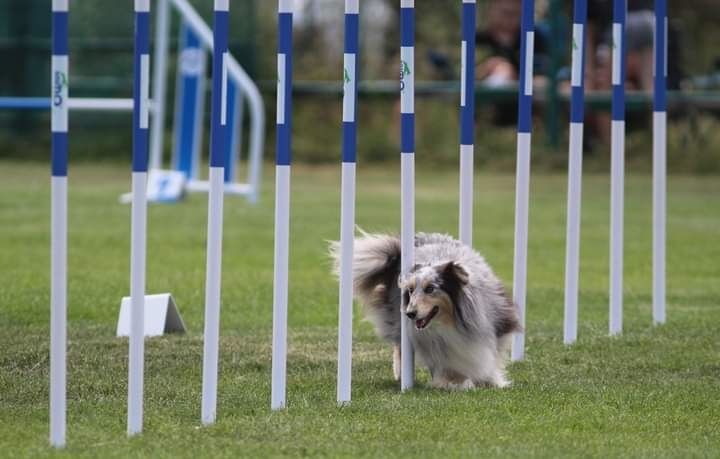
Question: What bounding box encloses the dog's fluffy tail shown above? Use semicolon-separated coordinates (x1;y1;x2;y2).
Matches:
329;231;401;298
329;231;402;343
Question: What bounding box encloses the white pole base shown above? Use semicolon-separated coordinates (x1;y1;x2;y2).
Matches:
201;166;225;425
563;122;584;345
271;164;291;410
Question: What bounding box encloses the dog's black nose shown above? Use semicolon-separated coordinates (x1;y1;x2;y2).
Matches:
406;311;417;319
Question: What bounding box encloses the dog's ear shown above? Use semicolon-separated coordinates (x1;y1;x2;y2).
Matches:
436;261;472;332
436;261;469;286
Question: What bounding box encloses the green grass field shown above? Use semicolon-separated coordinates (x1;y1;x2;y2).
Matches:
1;160;718;458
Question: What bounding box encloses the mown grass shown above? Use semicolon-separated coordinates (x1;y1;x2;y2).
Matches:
1;160;718;458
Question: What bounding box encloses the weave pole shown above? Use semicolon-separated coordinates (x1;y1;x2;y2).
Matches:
511;0;535;362
201;0;229;425
609;0;627;335
128;0;150;436
399;0;415;391
50;0;69;448
652;0;667;325
271;0;293;410
563;0;587;345
337;0;359;405
458;0;476;247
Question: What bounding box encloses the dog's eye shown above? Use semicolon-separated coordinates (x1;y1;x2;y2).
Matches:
424;286;435;294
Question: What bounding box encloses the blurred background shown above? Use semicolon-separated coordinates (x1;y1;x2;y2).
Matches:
1;0;719;172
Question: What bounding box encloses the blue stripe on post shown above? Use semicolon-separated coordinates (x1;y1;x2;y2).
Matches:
210;10;229;168
653;0;667;112
342;122;357;163
278;14;293;54
132;11;150;173
518;96;532;133
612;0;626;122
460;2;476;146
52;133;68;177
611;85;625;122
136;13;150;54
400;8;415;47
52;13;68;55
569;0;587;125
401;113;415;153
573;0;587;25
276;11;293;166
276;124;291;165
517;0;534;134
345;14;359;54
570;85;585;123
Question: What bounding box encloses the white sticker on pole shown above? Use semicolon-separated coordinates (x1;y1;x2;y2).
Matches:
276;53;286;124
135;0;150;12
221;52;228;126
612;23;622;85
524;31;534;96
140;54;150;129
571;23;584;87
400;46;414;114
51;56;68;133
345;0;359;14
53;0;68;12
343;53;356;123
460;41;467;107
664;17;668;78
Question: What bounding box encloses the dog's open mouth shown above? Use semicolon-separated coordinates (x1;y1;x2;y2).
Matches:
415;306;439;330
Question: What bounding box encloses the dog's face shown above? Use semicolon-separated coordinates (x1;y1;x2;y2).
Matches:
399;262;469;331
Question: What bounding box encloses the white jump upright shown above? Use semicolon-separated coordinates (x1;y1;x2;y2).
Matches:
458;0;476;247
271;0;293;410
511;0;535;362
201;0;229;425
337;0;359;405
50;0;69;448
128;0;151;437
399;0;415;391
563;0;587;345
652;0;667;325
609;0;627;335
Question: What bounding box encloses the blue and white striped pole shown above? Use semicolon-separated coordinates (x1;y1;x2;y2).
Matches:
201;0;229;425
128;0;150;437
563;0;587;345
50;0;68;448
652;0;667;326
337;0;359;405
458;0;476;247
511;0;535;362
399;0;415;391
271;0;293;411
609;0;627;335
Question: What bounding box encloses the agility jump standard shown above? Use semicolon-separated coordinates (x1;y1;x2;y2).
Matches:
336;0;359;405
50;0;69;448
653;0;667;325
128;0;151;436
563;0;587;345
399;0;416;391
609;0;627;335
511;0;535;361
201;0;230;425
271;0;293;411
458;0;476;247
